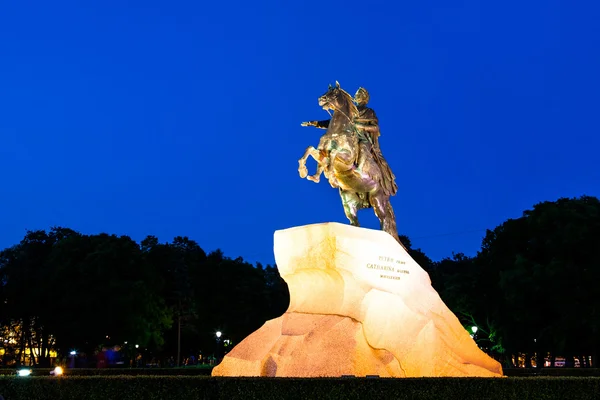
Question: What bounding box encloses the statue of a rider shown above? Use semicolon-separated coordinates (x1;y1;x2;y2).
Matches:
301;87;397;196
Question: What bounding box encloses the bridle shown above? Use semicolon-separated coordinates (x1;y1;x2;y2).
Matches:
322;89;357;125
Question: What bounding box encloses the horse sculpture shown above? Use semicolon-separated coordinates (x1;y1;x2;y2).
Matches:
298;82;403;247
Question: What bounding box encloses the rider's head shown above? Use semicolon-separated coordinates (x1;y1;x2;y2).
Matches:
354;87;370;106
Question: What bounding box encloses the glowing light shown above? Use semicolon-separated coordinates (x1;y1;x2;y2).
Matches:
18;369;32;377
52;366;64;376
471;326;478;334
70;351;76;355
216;331;222;338
211;223;504;378
135;344;139;348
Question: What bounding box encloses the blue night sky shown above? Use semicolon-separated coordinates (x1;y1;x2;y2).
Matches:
1;0;599;265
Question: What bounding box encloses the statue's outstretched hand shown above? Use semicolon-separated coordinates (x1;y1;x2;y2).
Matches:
301;121;317;127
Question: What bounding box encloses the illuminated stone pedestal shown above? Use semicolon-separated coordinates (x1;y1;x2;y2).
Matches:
211;222;503;378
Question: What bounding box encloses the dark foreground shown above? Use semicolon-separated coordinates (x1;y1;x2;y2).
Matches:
1;375;600;400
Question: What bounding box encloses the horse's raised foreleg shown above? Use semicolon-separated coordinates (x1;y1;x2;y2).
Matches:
324;150;340;188
308;148;332;183
307;162;325;183
298;146;315;178
326;148;360;189
298;146;328;182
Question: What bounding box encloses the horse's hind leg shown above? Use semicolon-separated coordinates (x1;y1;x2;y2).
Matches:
339;190;366;226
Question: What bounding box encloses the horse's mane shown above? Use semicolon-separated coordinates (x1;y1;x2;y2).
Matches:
337;87;359;118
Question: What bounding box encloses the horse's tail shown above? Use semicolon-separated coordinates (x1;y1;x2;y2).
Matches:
372;149;398;197
384;201;407;251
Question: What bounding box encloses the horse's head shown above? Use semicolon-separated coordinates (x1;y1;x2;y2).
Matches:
318;81;357;118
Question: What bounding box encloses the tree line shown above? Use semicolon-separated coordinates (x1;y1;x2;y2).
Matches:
0;231;288;367
424;195;600;368
1;195;599;368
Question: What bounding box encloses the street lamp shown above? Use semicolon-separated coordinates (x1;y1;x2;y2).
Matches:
215;331;223;363
471;326;478;334
69;350;76;368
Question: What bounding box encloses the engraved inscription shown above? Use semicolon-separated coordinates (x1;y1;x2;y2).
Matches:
366;255;411;281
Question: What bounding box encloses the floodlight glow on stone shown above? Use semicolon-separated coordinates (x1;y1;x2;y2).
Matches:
212;223;504;378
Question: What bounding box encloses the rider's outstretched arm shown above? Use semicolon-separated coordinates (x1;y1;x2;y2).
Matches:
314;119;330;129
301;119;330;129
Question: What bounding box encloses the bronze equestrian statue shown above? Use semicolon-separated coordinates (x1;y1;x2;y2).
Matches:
298;82;404;248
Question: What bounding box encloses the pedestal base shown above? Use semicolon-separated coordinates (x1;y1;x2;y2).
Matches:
212;223;503;378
